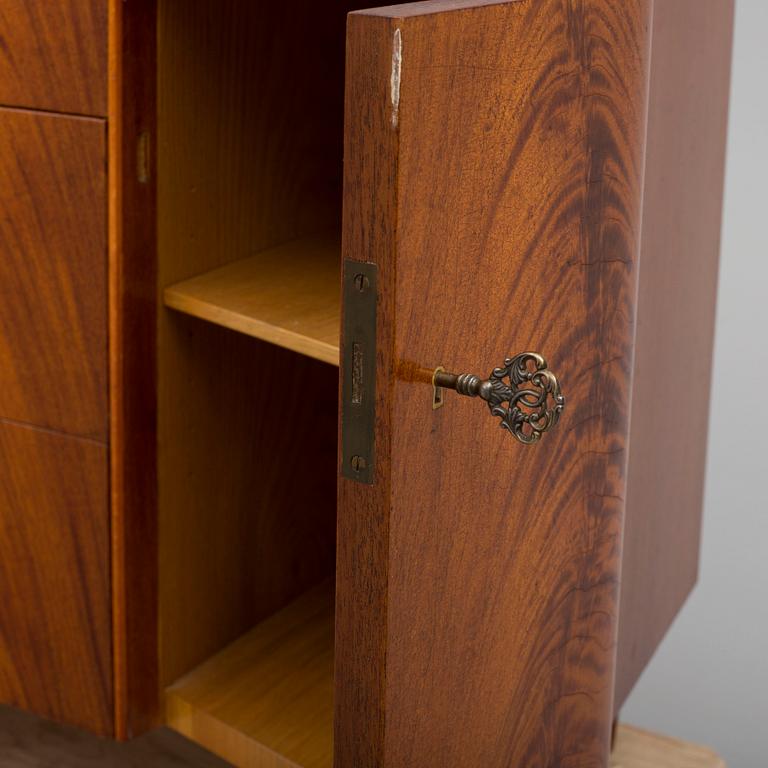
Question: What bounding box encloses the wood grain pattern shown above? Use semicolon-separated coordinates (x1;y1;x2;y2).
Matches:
0;1;107;116
0;423;111;735
336;12;399;767
609;725;725;768
108;0;159;738
157;0;345;693
338;2;653;766
615;0;735;710
164;236;341;366
0;108;107;440
166;584;334;768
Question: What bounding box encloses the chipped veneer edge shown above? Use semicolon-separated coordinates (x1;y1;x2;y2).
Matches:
391;27;402;128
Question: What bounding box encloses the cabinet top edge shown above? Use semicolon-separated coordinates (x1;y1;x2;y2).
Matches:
351;0;522;20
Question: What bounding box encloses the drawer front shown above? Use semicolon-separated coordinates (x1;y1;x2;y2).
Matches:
0;422;111;735
0;1;107;116
0;109;106;440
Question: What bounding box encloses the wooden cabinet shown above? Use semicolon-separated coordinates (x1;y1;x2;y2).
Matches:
0;0;733;765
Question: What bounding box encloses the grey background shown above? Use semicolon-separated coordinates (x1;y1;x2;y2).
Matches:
621;2;768;765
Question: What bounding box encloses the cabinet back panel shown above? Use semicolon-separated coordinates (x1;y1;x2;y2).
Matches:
157;0;349;687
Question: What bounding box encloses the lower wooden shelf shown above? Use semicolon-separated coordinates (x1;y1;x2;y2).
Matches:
166;583;723;768
166;583;334;768
610;724;725;768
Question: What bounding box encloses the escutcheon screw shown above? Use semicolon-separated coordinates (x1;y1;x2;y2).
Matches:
350;455;367;472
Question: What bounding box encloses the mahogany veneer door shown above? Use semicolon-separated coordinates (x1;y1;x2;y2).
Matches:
337;1;653;766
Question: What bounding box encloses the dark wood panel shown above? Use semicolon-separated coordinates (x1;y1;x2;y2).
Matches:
338;1;652;766
0;108;107;440
108;0;158;738
0;1;107;116
615;0;734;709
0;424;111;735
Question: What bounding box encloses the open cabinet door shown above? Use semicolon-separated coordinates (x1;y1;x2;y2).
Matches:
337;1;653;766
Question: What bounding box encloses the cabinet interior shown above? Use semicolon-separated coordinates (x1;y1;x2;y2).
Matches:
157;1;361;764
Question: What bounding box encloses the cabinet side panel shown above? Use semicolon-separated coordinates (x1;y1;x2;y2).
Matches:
615;0;735;709
0;425;112;735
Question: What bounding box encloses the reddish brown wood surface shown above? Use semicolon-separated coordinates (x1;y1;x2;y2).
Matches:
338;1;652;766
108;0;159;738
336;11;399;767
0;423;111;735
0;1;107;116
0;108;107;440
614;0;734;710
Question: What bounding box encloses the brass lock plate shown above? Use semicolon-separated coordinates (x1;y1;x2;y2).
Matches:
341;259;377;484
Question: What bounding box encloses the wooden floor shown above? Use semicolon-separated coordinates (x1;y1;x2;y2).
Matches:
0;703;725;768
0;705;230;767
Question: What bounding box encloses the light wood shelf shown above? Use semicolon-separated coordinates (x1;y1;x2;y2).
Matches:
166;583;334;768
166;579;724;768
610;724;725;768
164;236;341;366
